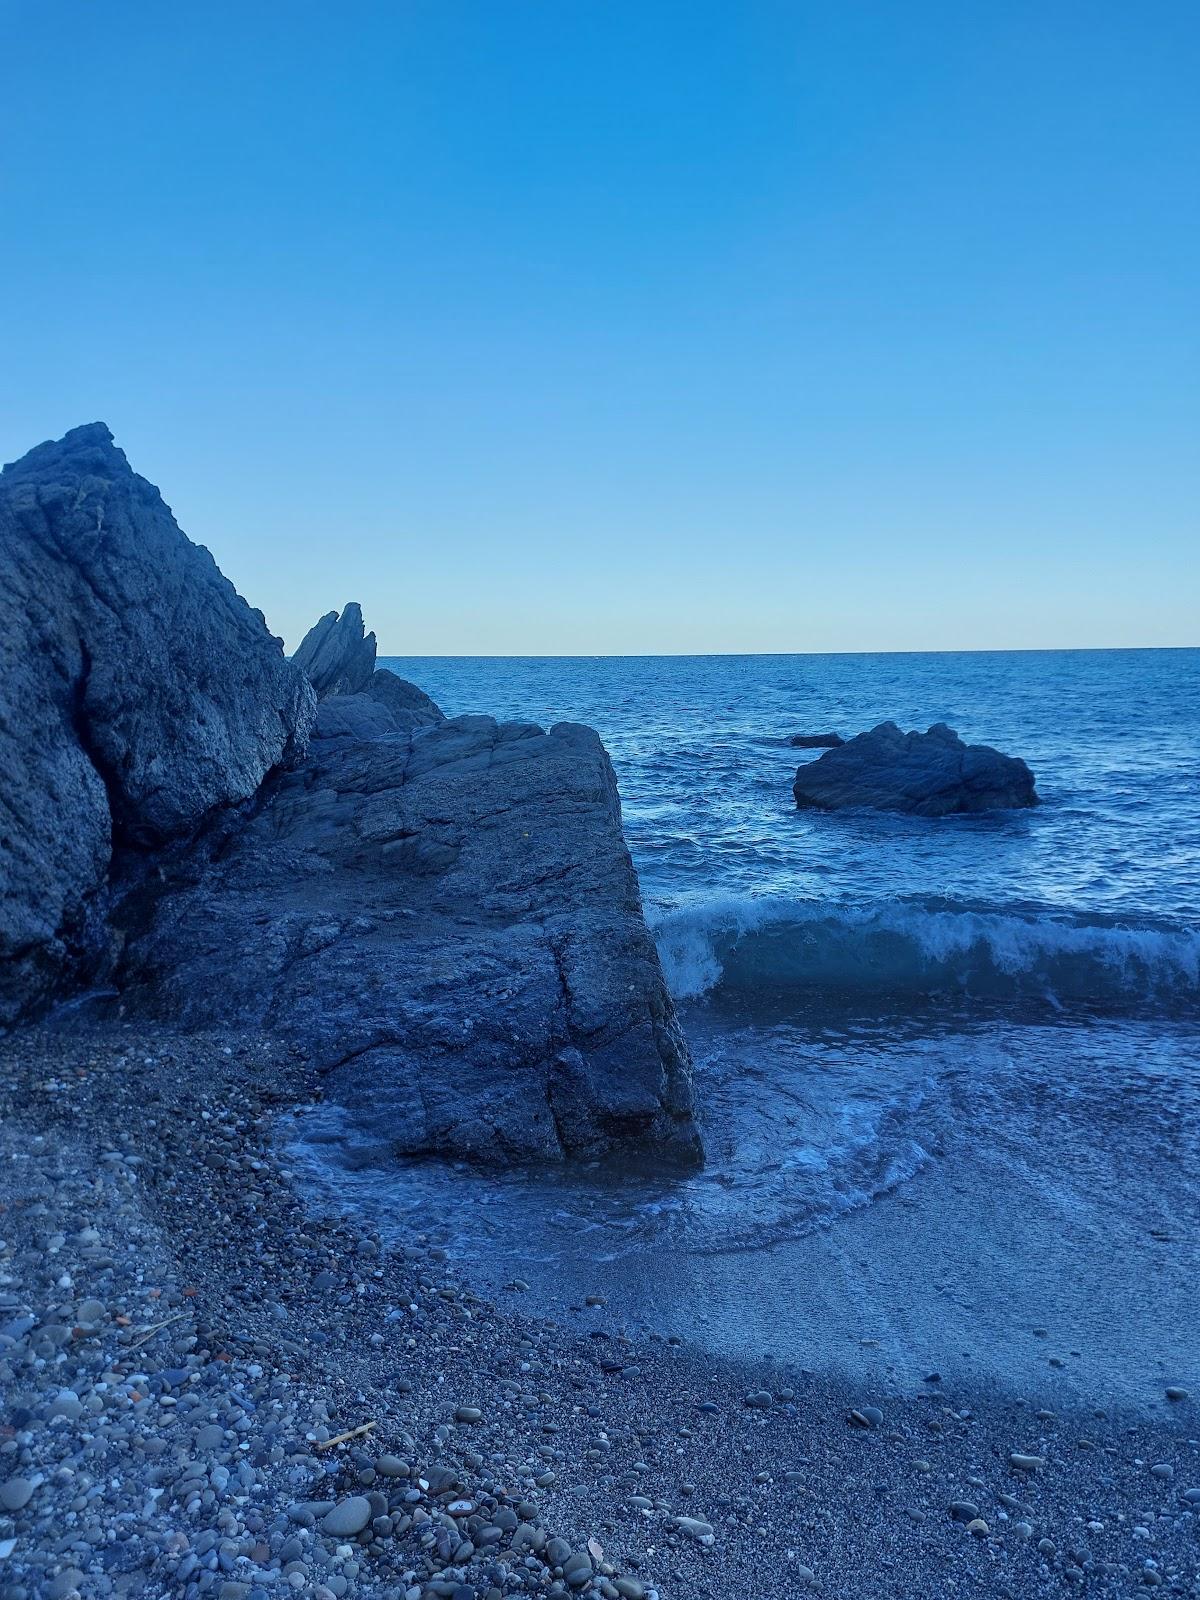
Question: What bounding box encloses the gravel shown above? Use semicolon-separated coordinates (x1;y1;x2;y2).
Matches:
0;1022;1197;1600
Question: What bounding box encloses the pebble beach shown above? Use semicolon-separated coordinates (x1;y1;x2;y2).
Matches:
2;1026;1197;1600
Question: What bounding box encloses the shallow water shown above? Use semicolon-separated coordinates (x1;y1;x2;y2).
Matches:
289;649;1200;1398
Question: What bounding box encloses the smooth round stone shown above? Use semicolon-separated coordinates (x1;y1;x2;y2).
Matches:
744;1391;773;1409
0;1477;35;1512
374;1456;409;1477
320;1497;372;1537
454;1407;482;1424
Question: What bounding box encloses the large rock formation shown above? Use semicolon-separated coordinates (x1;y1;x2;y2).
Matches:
0;424;314;1025
292;603;377;698
792;721;1038;816
116;714;701;1166
0;424;698;1166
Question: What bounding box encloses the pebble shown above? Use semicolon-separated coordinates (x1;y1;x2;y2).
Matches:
1009;1453;1046;1471
849;1406;883;1428
321;1497;373;1537
744;1390;773;1409
1165;1387;1189;1401
454;1406;483;1424
0;1477;35;1512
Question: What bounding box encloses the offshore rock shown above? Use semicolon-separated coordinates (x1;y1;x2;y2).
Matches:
789;731;845;748
0;423;314;1026
116;716;701;1167
793;721;1038;816
292;602;377;698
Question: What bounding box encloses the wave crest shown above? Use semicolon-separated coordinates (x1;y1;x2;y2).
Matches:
651;895;1200;1011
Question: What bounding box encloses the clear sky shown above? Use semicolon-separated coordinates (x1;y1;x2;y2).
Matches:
2;2;1197;653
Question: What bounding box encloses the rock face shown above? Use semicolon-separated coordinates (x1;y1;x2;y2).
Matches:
292;603;377;698
789;731;844;749
0;424;314;1026
792;722;1038;816
117;715;701;1166
1;426;698;1168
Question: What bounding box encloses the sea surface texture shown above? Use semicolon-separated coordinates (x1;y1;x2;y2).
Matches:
291;650;1200;1400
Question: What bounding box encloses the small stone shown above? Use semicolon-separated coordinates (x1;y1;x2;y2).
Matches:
1165;1387;1189;1402
850;1405;883;1428
321;1497;373;1537
966;1518;989;1537
1150;1463;1174;1481
454;1407;483;1424
950;1501;981;1522
0;1477;35;1512
744;1390;773;1409
673;1516;715;1542
1009;1453;1046;1472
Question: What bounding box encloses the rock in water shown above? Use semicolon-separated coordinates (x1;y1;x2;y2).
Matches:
792;721;1038;816
117;714;702;1166
292;602;377;697
0;423;314;1026
788;731;845;748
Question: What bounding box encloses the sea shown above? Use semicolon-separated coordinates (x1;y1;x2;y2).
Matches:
289;650;1200;1403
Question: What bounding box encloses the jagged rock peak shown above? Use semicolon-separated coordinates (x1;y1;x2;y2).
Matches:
0;421;315;1026
293;602;378;698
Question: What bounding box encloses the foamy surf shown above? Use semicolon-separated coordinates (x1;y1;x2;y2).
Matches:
650;894;1200;1011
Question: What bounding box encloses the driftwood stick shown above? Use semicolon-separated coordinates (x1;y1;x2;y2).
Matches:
315;1420;377;1451
127;1313;186;1350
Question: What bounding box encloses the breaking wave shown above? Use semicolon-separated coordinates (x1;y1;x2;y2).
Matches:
651;894;1200;1013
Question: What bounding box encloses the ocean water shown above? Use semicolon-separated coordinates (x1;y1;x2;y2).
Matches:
289;650;1200;1395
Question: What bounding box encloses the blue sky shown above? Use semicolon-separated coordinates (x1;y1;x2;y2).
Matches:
2;1;1196;652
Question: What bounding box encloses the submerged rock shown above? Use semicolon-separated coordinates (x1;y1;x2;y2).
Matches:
792;721;1038;816
788;731;844;748
292;602;377;698
0;423;314;1026
117;714;701;1166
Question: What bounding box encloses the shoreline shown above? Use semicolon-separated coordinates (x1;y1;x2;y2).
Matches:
2;1025;1197;1599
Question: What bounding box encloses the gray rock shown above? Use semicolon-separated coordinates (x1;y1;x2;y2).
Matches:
0;1476;35;1512
320;1496;373;1537
788;731;844;748
292;604;376;699
0;423;314;1026
313;694;403;741
792;721;1038;816
367;669;445;731
116;713;700;1167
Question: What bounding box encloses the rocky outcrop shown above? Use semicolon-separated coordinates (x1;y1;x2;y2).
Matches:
1;426;698;1169
367;668;445;730
792;722;1038;816
789;731;844;749
0;424;314;1026
292;603;377;698
116;716;701;1167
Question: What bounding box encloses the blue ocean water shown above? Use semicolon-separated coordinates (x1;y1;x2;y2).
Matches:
383;648;1200;1006
290;650;1200;1387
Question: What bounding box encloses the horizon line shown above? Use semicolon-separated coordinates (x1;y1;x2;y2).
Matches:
370;643;1199;661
